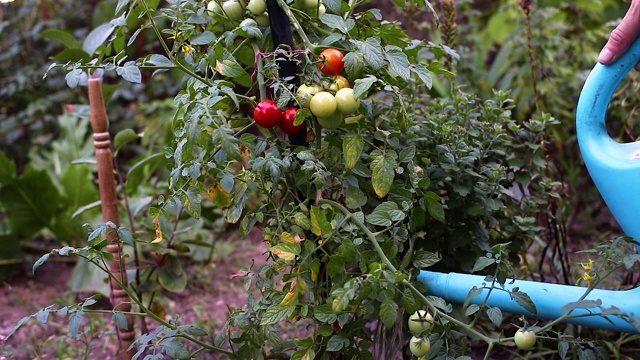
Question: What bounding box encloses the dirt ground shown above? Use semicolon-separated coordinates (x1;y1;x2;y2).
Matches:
0;227;272;359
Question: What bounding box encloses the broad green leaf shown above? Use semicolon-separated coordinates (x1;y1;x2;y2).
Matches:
424;191;445;223
191;31;216;45
486;307;503;327
343;51;365;79
343;133;363;169
370;151;397;198
293;212;311;230
261;304;296;325
412;250;440;268
471;256;495;273
0;151;16;183
41;29;81;49
512;289;537;314
0;168;61;238
214;49;252;87
113;312;129;330
116;61;142;83
326;335;350;352
353;75;377;99
401;288;420;314
52;48;92;64
412;65;433;89
319;14;353;34
158;256;188;292
162;338;191;360
178;325;208;336
83;23;115;55
345;185;367;209
354;37;384;70
465;304;480;316
313;303;337;323
366;201;405;227
379;299;398;328
291;347;316;360
69;310;85;338
114;128;140;153
147;54;174;67
385;45;411;80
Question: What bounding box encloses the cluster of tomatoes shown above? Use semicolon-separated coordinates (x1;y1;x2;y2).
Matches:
408;310;433;358
207;0;270;29
253;100;304;135
253;48;361;133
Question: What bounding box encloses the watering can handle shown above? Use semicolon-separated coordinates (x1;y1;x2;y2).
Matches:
576;36;640;246
577;36;640;149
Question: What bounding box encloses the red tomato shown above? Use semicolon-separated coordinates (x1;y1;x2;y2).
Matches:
318;48;345;76
254;100;284;128
280;107;305;135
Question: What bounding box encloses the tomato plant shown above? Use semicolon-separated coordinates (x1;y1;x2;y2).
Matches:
247;0;266;15
41;0;564;358
254;100;284;128
318;48;345;76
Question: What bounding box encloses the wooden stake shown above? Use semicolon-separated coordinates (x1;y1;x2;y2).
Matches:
88;74;135;359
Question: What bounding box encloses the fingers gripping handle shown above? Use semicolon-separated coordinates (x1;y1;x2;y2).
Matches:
576;36;640;246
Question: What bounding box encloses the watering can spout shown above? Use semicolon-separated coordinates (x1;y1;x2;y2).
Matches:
576;36;640;245
418;271;640;333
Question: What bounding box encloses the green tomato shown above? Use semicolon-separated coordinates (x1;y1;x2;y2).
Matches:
207;0;223;15
316;112;343;129
304;0;320;9
334;87;360;114
514;329;536;350
310;91;337;118
408;310;433;335
297;84;320;108
255;12;270;27
247;0;267;15
409;336;431;357
222;0;245;21
317;4;326;15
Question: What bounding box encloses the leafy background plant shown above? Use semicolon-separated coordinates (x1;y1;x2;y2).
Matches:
2;0;640;359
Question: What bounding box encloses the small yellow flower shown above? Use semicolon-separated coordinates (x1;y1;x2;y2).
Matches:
168;31;182;40
582;272;592;287
182;44;195;57
580;259;594;271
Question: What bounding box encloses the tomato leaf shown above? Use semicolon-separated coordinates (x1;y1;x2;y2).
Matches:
366;201;405;227
353;74;377;99
342;133;363;169
313;304;337;323
326;335;350;352
41;29;81;49
310;206;333;237
353;37;384;70
261;304;296;326
345;185;367;209
424;191;445;223
412;64;433;89
385;45;411;81
512;289;537;314
486;306;503;327
114;128;140;153
379;298;398;328
116;61;142;83
370;150;397;198
83;22;115;55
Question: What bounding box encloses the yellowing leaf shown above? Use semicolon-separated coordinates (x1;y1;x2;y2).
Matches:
152;215;163;243
281;282;299;307
208;182;232;209
282;232;296;244
270;243;299;262
343;133;364;169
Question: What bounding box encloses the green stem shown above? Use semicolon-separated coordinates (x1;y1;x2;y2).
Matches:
140;0;213;87
275;0;318;53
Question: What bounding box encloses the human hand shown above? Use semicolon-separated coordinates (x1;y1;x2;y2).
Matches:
598;0;640;64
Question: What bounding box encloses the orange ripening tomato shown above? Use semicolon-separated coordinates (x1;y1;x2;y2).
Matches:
318;48;345;76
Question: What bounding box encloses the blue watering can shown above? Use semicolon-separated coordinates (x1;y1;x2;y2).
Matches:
418;37;640;333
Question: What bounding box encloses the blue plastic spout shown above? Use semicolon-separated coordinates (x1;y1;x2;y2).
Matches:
576;36;640;249
418;271;640;333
